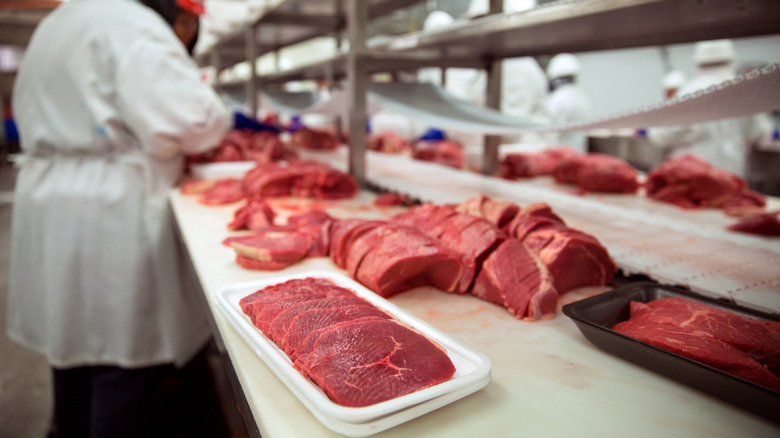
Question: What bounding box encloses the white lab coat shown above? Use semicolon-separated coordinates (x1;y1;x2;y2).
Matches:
648;64;772;176
7;0;231;368
543;83;593;152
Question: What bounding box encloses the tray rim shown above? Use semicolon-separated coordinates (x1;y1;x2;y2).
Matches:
215;270;492;435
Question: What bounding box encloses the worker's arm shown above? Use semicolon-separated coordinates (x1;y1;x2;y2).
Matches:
115;30;232;159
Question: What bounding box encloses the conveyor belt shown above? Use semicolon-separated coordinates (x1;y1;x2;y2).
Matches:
301;148;780;315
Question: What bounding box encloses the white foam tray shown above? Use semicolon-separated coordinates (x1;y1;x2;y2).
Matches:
191;161;256;180
215;270;492;437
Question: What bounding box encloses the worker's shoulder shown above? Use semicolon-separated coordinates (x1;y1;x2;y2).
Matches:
43;0;170;43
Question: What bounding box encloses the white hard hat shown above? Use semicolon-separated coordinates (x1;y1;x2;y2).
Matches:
464;0;489;18
424;11;454;31
546;53;580;79
507;0;536;12
662;70;686;90
693;39;735;65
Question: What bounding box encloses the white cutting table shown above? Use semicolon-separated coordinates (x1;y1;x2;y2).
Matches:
169;189;780;438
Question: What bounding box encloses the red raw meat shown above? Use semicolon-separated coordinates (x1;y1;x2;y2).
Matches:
299;318;456;407
198;178;245;205
456;194;520;230
243;161;358;201
369;132;412;154
374;193;406;206
552;153;639;193
267;295;370;345
228;200;275;231
328;219;385;269
645;154;766;210
413;140;464;169
239;278;338;325
500;147;580;179
503;202;565;238
290;128;339;150
727;212;780;236
352;224;463;297
523;226;616;294
230;229;313;270
286;309;391;361
472;239;557;321
287;210;333;227
613;298;780;392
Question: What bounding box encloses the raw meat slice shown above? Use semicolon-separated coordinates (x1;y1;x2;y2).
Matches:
369;132;412;154
198;178;245;205
727;212;780;236
329;220;385;269
504;203;566;240
230;230;313;270
236;254;298;271
623;298;780;375
472;239;557;320
285;309;391;361
300;318;456;407
523;227;616;294
287;210;333;227
227;201;275;231
267;295;370;346
180;179;217;195
456;194;520;230
221;225;297;247
290;128;339;150
374;193;406;206
243;162;297;199
353;225;462;297
574;154;639;194
613;300;780;392
500;147;581;179
436;215;506;294
253;287;354;334
239;278;337;325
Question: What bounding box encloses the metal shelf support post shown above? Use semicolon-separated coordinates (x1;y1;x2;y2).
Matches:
346;0;368;186
482;0;503;176
245;25;259;118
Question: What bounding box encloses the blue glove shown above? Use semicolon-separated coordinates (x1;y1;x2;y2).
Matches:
233;112;280;133
417;128;446;142
286;115;305;133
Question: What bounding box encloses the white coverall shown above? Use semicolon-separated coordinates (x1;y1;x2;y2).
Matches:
543;82;593;153
648;64;772;177
7;0;232;368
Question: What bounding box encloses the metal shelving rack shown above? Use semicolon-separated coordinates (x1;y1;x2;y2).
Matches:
200;0;780;180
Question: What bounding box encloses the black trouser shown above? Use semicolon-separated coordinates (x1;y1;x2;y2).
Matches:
52;347;230;438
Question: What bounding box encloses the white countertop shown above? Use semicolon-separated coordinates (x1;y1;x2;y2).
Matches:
169;189;780;438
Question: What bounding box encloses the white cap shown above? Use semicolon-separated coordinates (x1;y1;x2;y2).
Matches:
424;11;454;31
547;53;580;79
464;0;489;18
662;70;686;89
464;0;536;18
693;39;735;65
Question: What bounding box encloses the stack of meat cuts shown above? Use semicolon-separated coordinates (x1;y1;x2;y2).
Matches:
243;160;358;201
501;149;639;194
645;154;766;209
289;128;339;150
186;129;295;166
369;132;412;155
413;140;465;169
613;297;780;392
501;148;580;179
227;200;275;231
239;278;456;407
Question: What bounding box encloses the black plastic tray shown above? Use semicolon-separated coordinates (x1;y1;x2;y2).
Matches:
562;281;780;424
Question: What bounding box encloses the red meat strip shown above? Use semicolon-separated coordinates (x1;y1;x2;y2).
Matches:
727;212;780;236
504;202;566;239
552;153;639;193
369;132;412;154
252;287;354;335
523;226;616;294
228;200;275;231
290;128;339;150
352;225;463;297
287;210;333;227
472;239;558;320
238;278;337;325
328;219;385;268
180;179;217;195
299;318;456;407
645;154;766;210
267;295;370;345
198;178;245;205
374;193;406;206
613;299;780;392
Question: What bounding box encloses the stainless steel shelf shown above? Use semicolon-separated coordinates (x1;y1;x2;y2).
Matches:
380;0;780;60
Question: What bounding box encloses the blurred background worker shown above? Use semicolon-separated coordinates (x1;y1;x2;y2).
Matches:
662;70;686;100
648;39;773;176
3;0;273;436
543;53;593;152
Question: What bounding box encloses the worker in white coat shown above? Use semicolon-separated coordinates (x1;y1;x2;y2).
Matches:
662;70;686;100
648;39;772;176
6;0;259;436
543;53;593;152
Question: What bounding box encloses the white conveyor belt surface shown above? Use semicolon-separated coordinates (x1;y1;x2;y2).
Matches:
300;148;780;315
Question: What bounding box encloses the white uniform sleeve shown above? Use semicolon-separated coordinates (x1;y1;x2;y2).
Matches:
116;31;232;159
